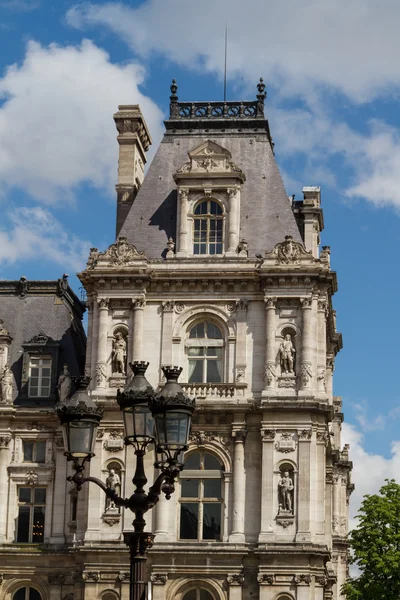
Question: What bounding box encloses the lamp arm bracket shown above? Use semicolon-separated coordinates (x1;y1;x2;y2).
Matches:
67;472;129;508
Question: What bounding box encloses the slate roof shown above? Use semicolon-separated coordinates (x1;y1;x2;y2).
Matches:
119;85;302;258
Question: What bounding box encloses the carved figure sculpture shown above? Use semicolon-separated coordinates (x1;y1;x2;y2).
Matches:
278;470;294;513
280;333;296;374
112;332;126;375
0;365;13;403
105;468;121;510
58;363;72;403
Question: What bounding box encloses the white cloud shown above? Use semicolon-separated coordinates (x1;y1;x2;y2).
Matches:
0;206;91;271
67;0;400;103
352;401;386;433
342;422;400;528
0;40;164;203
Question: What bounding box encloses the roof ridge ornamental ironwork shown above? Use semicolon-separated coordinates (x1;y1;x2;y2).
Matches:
169;78;267;120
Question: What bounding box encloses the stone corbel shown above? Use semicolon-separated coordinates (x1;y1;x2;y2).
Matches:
227;573;245;586
150;573;168;585
257;574;275;585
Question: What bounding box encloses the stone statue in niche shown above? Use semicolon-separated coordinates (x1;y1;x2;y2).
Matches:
105;468;121;511
112;332;127;375
280;333;296;374
58;363;72;403
278;469;294;513
0;364;13;403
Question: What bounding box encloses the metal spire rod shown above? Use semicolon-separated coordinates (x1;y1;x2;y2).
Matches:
223;24;228;102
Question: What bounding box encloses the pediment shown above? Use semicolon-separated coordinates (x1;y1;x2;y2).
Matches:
175;140;244;178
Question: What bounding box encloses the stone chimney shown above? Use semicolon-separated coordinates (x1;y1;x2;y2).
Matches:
293;187;324;258
113;105;152;237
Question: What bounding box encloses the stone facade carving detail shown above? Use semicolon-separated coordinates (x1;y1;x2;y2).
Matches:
266;235;312;264
0;436;11;449
294;574;312;585
176;141;244;179
235;365;246;383
298;429;312;440
276;516;293;528
0;365;13;403
264;296;276;308
317;430;329;445
150;573;168;585
238;238;248;256
280;333;296;374
96;428;105;440
265;363;276;387
26;471;38;485
317;368;327;391
162;300;175;312
57;364;72;403
320;245;331;266
116;572;130;582
82;571;100;582
95;237;145;266
166;237;175;258
95;363;107;387
189;430;232;446
103;430;124;452
227;573;245;585
232;429;246;443
16;276;28;297
97;298;109;310
261;429;275;441
275;432;296;453
0;574;4;584
0;320;9;335
132;298;146;310
112;331;127;375
257;574;275;585
174;302;185;313
301;363;312;387
102;514;120;526
316;575;328;586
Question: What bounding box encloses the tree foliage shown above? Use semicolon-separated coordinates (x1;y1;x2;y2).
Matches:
343;479;400;600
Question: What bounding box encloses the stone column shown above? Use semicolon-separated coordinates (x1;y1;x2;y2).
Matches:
300;297;313;393
150;574;168;600
234;299;247;384
223;472;232;542
0;435;11;542
326;354;334;402
263;297;277;393
227;187;240;255
229;428;246;542
332;468;341;536
90;296;99;384
317;297;328;396
295;576;311;600
132;298;145;361
161;301;175;372
227;574;244;600
94;298;109;390
296;428;312;542
177;189;189;256
84;298;94;377
257;575;275;600
50;442;67;544
258;427;275;543
154;492;170;540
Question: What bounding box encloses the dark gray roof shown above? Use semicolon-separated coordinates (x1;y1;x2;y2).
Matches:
119;92;302;258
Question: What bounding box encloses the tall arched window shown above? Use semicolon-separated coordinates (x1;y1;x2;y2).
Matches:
179;450;223;541
193;200;223;255
187;322;223;383
13;588;42;600
183;590;215;600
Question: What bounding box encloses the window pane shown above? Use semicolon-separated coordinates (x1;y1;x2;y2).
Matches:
42;359;51;366
204;453;222;470
206;323;222;339
13;589;27;600
210;201;222;215
184;453;201;469
188;360;203;383
23;442;34;462
200;592;214;600
17;506;30;542
183;591;197;600
206;360;222;383
29;387;39;397
189;323;205;338
202;503;221;540
42;368;51;377
40;385;50;397
19;488;31;503
181;479;199;498
32;506;45;542
30;590;42;600
204;479;222;498
180;503;198;539
34;488;46;504
35;442;46;463
188;347;204;356
30;368;39;377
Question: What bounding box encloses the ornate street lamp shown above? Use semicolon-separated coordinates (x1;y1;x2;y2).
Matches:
57;363;195;600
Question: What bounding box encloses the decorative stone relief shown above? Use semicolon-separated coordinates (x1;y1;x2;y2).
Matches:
105;468;121;511
266;235;313;264
317;368;327;392
317;431;329;446
94;237;145;266
97;298;109;310
116;572;130;582
298;429;312;440
0;574;4;584
238;238;248;256
257;574;275;585
300;363;312;387
232;429;246;443
103;514;120;526
166;237;175;258
104;430;124;452
275;432;296;453
0;436;11;449
174;302;185;313
95;363;107;387
26;470;38;485
264;363;276;387
189;430;232;446
162;300;175;312
294;574;311;585
150;573;168;585
261;429;275;441
227;573;245;585
235;365;246;383
96;428;105;440
82;571;100;582
132;298;146;310
316;575;328;587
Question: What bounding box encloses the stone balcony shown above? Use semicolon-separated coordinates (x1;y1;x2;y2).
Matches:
181;382;247;401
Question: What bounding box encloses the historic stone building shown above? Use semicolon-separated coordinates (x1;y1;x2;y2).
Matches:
0;82;352;600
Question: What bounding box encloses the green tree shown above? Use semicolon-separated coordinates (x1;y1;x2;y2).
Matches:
343;479;400;600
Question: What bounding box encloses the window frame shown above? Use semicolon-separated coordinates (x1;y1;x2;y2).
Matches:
22;440;47;464
192;199;225;256
13;588;42;600
16;487;47;544
179;450;224;542
186;321;224;384
28;356;52;398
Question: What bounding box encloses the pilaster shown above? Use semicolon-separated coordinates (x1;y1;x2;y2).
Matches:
0;434;11;542
94;298;109;392
296;428;312;542
299;297;313;395
262;297;277;396
229;426;247;542
258;427;275;543
132;298;146;361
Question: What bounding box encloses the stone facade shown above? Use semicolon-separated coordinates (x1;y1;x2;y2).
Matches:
0;84;353;600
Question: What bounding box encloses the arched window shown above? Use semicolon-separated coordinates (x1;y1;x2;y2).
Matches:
187;322;223;383
193;200;223;255
183;590;215;600
13;588;42;600
179;450;223;541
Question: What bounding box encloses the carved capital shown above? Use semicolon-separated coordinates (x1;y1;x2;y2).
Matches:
261;428;275;441
264;296;277;309
316;575;328;587
162;300;175;312
150;573;168;585
298;428;312;441
82;571;100;582
300;297;312;309
132;298;146;310
97;297;109;309
257;574;275;585
232;429;246;443
0;436;11;449
294;574;311;585
116;572;130;582
227;573;244;586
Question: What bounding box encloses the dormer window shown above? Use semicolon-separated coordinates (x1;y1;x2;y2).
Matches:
193;200;223;255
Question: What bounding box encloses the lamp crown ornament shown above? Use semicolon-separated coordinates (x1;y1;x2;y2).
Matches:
117;361;156;410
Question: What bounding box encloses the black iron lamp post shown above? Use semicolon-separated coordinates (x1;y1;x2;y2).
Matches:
57;362;195;600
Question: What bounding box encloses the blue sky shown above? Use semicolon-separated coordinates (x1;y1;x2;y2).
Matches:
1;0;400;520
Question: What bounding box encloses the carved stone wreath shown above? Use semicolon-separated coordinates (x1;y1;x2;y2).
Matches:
265;235;313;264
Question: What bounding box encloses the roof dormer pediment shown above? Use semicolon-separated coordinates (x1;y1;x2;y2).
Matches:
174;139;245;181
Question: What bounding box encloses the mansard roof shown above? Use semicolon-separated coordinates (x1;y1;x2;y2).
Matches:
119;80;302;258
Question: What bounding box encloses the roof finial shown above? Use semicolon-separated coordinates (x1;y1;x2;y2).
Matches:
170;79;179;118
257;77;266;100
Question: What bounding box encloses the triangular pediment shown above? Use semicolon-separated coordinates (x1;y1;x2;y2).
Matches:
188;140;231;159
175;139;244;177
